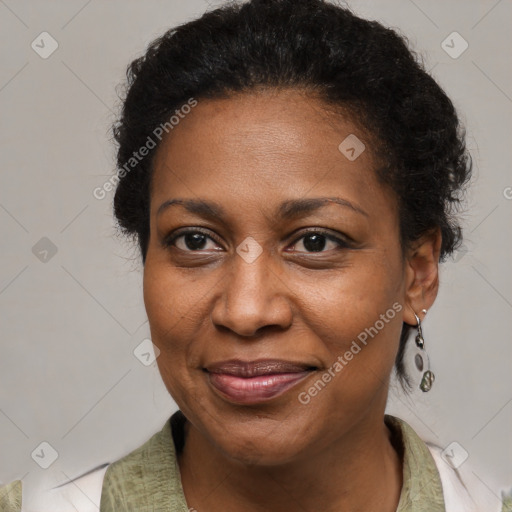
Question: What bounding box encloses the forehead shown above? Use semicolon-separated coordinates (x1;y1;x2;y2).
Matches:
150;89;395;220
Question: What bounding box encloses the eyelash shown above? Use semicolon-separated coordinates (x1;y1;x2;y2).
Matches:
162;227;352;253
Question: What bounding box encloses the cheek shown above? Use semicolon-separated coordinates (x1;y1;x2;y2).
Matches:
299;251;404;345
143;258;215;396
296;311;403;433
143;257;203;339
313;296;403;392
143;260;195;376
299;255;405;394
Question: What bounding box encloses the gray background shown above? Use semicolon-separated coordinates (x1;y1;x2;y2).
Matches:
1;0;511;505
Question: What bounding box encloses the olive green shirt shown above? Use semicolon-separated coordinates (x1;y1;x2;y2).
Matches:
2;412;510;511
98;413;445;511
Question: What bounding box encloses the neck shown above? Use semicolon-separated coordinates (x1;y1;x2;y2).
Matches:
178;410;403;512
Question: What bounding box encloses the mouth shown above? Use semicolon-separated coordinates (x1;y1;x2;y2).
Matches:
204;359;318;405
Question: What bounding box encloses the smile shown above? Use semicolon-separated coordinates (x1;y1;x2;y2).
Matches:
204;359;317;405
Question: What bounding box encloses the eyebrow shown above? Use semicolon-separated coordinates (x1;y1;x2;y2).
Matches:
156;196;368;220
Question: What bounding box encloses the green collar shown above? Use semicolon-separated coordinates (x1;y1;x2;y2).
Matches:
385;415;445;511
100;411;445;511
0;480;22;512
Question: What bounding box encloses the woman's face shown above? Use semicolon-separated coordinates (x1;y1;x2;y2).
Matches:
144;89;423;464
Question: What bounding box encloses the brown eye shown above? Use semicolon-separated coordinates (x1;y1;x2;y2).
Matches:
290;230;350;253
163;229;222;252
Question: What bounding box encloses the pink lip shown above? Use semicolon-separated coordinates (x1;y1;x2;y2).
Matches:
205;359;316;404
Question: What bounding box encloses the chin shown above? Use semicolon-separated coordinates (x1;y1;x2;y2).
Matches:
218;432;307;466
201;406;318;466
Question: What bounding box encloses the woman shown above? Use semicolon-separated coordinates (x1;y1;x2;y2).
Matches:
3;0;510;511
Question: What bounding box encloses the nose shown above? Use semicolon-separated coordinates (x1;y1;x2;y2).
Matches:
210;249;293;338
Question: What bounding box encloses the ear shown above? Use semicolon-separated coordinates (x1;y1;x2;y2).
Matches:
403;227;442;326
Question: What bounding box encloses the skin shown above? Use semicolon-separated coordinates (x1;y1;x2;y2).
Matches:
143;88;442;512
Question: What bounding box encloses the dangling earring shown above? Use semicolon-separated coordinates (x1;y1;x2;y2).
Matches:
413;310;435;392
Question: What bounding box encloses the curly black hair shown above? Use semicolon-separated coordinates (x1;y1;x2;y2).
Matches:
111;0;472;390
